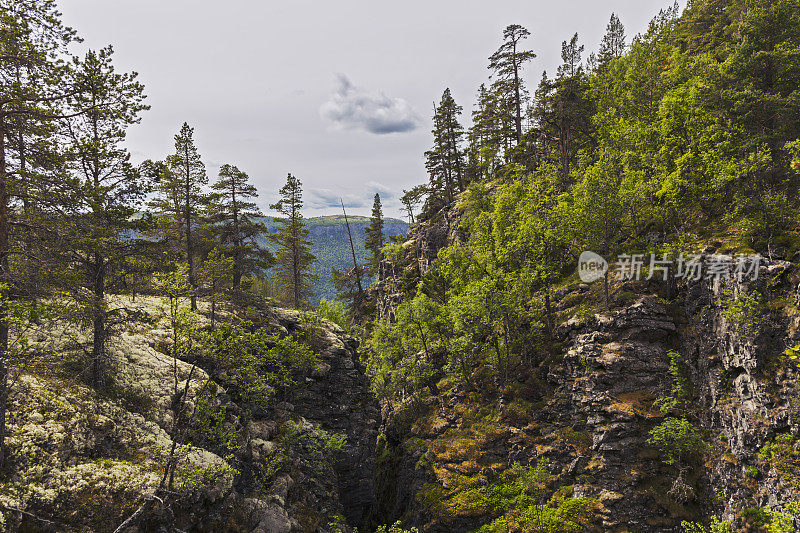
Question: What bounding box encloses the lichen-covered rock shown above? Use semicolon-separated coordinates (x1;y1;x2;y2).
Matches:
0;296;379;533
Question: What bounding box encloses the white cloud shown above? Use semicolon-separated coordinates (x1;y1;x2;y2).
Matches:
319;74;420;135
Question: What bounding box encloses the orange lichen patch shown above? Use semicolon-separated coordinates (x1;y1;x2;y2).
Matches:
607;390;660;418
415;410;448;435
429;413;505;463
721;451;738;465
458;459;483;475
587;455;606;471
418;407;510;521
602;342;623;354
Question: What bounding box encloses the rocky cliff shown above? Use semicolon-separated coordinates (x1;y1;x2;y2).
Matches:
374;244;800;531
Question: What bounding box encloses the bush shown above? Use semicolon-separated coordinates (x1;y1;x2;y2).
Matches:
315;299;350;331
758;433;800;489
207;322;317;406
720;290;766;338
375;522;420;533
648;417;706;465
681;517;731;533
473;461;597;533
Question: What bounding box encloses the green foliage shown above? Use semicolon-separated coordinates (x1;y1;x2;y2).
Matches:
193;388;242;453
782;343;800;369
473;461;597;533
259;215;407;303
365;193;385;275
269;173;317;309
742;503;800;533
209;164;273;287
280;420;347;475
375;522;420;533
720;290;766;338
426;88;466;206
681;517;731;533
758;433;800;489
647;417;707;466
206;322;317;407
315;299;350;332
654;350;690;414
367;294;444;402
199;247;234;326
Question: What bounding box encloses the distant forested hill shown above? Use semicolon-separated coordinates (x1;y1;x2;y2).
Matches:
257;215;408;302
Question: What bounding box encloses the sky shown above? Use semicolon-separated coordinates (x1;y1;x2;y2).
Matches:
57;0;682;219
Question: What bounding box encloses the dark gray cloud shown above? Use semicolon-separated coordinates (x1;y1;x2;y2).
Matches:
320;75;420;135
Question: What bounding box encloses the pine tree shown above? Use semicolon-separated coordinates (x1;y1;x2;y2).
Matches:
425;89;465;205
164;123;207;310
597;13;626;67
56;46;150;389
209;164;272;290
269;173;316;308
0;0;79;467
488;25;537;144
466;84;503;182
532;34;594;187
338;200;364;316
365;193;384;276
400;185;426;224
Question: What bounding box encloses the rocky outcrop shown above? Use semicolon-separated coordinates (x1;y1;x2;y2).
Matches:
681;259;800;523
376;204;464;322
377;256;800;531
273;310;381;529
1;299;379;533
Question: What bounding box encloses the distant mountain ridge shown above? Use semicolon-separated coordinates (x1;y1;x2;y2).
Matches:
256;215;408;302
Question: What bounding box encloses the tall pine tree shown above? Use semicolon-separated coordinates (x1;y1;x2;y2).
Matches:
532;33;594;187
597;13;626;68
364;193;384;275
157;123;207;310
0;0;79;467
425;89;465;205
488;25;537;144
57;46;150;389
209;164;272;290
269;173;316;308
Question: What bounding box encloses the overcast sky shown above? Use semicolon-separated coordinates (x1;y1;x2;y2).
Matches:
57;0;681;219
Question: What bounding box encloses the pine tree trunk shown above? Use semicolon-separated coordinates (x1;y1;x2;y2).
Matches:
0;115;9;469
513;57;522;142
232;189;242;290
91;254;107;389
185;155;197;310
186;202;196;311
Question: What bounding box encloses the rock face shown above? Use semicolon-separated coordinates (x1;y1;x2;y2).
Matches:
545;296;678;531
376;204;463;322
376;254;800;531
682;260;800;520
287;317;381;528
244;308;381;532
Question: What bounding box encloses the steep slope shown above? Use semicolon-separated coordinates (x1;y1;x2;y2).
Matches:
372;206;800;531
